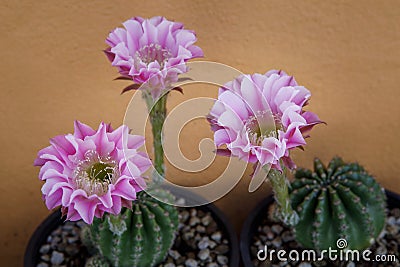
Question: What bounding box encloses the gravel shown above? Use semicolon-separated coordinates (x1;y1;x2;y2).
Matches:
250;205;400;267
159;207;231;266
36;221;89;267
36;203;231;267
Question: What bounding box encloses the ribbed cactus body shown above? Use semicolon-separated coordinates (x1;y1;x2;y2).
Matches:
290;157;386;250
87;190;179;267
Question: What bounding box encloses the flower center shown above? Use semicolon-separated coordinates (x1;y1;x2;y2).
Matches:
86;162;115;182
73;150;119;196
245;110;277;145
135;44;172;68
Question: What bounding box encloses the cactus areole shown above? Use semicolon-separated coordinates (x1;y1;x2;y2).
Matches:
290;157;386;250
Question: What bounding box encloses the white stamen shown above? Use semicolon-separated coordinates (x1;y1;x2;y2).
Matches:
244;110;278;145
135;43;172;68
73;150;119;196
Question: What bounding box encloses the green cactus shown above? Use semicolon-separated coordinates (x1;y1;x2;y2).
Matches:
290;157;386;250
85;190;179;267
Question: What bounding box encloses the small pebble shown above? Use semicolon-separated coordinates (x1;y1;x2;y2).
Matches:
196;225;206;233
211;231;222;242
266;231;274;240
391;208;400;218
206;222;218;234
271;224;283;235
168;250;181;260
281;231;294;242
198;238;210;249
198;249;210;260
262;226;270;233
194;233;202;242
62;224;74;231
201;215;212;226
179;210;190;222
215;244;229;254
208;240;217;249
65;245;79;256
50;251;64;265
387;216;396;225
189;217;200;226
190;209;197;217
271;237;282;247
67;236;79;244
217;255;228;265
185;258;198;267
183;230;195;241
39;244;50;254
40;255;50;262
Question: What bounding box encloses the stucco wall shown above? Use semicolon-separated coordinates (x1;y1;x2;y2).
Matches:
1;0;399;264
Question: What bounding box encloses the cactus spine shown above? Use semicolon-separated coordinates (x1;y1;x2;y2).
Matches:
86;190;179;267
290;157;386;250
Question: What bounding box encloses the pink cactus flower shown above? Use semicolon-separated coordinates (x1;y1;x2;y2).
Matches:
105;16;203;99
208;70;323;171
34;121;152;224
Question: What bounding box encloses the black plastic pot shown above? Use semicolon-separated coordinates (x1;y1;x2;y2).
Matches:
25;190;240;267
240;190;400;267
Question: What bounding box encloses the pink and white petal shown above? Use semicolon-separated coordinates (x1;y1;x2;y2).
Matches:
125;161;142;177
61;187;73;207
127;134;145;150
44;189;62;210
239;77;265;113
112;178;137;200
66;205;82;221
89;123;115;156
38;161;65;180
209;101;227;119
97;188;113;209
73;198;99;224
292;86;311;106
214;129;231;147
175;30;196;47
122;20;142;52
74;121;96;140
110;196;122;215
302;111;323;125
50;134;75;154
284;126;307;149
107;125;125;149
156;20;172;46
281;108;307;128
217;91;249;120
187;45;204;58
106;28;128;47
218;109;244;132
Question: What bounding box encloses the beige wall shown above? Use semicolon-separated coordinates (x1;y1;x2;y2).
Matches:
1;0;399;265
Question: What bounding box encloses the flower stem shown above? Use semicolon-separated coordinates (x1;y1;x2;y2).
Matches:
266;167;299;226
143;92;167;184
